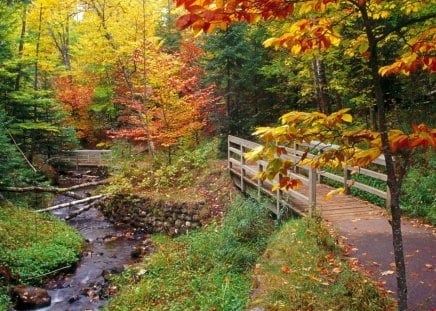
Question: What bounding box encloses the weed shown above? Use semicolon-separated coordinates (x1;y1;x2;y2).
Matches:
247;218;394;310
105;195;274;310
400;154;436;224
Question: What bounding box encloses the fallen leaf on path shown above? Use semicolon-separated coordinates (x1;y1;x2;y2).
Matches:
381;270;395;276
369;261;380;267
425;264;433;270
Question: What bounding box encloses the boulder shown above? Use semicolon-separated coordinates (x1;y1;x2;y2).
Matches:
12;285;51;310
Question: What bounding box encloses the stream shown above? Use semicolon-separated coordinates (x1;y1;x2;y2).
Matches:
35;183;147;311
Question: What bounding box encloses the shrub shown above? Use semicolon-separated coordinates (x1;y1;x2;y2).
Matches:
106;195;274;310
400;153;436;224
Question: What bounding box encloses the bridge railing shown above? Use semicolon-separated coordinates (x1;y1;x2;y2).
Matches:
228;135;389;216
57;150;112;168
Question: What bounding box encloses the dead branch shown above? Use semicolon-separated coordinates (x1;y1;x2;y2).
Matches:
34;195;105;213
0;180;108;199
64;197;107;220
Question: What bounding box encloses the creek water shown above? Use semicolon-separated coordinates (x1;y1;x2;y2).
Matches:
36;188;145;311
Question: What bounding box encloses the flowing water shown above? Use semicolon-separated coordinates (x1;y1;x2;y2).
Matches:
35;185;146;311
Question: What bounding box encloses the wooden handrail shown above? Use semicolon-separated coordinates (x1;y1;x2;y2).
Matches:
54;150;112;167
228;135;390;215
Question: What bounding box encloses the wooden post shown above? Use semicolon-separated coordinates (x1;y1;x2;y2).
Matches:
293;141;298;173
276;174;281;222
228;136;231;170
240;144;245;192
75;152;79;170
308;167;317;217
386;185;391;209
257;163;263;200
343;159;350;194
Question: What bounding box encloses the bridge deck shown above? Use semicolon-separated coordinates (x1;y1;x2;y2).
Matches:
54;150;112;168
228;135;388;221
230;164;385;221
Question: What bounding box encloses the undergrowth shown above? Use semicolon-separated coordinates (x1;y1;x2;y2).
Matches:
105;195;274;310
0;201;84;309
321;168;386;207
248;216;395;310
105;139;219;194
400;153;436;224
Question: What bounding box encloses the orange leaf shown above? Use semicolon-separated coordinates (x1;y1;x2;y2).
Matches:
281;266;292;274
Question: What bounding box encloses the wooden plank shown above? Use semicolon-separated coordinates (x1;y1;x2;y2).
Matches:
352;181;387;199
357;167;387;181
228;146;242;155
319;171;343;183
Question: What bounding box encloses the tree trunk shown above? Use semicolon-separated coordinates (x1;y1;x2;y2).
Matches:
0;180;107;200
361;6;408;310
34;4;43;91
142;0;154;157
312;57;330;114
14;5;27;92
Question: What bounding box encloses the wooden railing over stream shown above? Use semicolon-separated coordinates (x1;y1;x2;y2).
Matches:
228;135;390;220
54;150;112;169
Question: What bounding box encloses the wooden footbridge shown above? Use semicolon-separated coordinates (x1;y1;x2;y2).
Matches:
228;135;390;221
51;150;112;169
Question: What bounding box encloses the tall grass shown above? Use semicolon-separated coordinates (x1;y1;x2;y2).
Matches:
106;196;274;310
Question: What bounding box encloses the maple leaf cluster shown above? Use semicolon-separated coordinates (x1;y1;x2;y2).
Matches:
108;40;222;149
52;77;95;141
246;109;436;191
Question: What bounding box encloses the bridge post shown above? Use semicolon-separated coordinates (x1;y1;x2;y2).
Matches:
308;167;317;216
257;163;263;200
343;159;350;194
276;174;282;222
240;144;246;192
227;136;232;170
292;140;298;174
386;186;391;209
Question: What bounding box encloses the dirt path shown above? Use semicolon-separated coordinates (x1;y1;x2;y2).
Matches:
330;216;435;310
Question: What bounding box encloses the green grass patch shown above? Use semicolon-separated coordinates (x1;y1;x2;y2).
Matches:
400;154;436;225
248;216;394;310
105;196;275;310
0;201;84;308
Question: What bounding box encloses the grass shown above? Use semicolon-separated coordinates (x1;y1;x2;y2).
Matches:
0;201;84;309
400;153;436;225
105;195;275;310
247;216;395;310
106;197;393;310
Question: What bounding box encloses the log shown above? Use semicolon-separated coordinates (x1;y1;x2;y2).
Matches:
64;198;106;220
0;180;108;199
0;180;108;194
34;195;105;213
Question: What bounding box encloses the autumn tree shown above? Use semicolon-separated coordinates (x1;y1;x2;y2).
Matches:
0;1;77;162
174;1;435;310
109;39;220;161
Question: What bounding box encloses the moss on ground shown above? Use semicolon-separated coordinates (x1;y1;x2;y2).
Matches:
0;201;84;310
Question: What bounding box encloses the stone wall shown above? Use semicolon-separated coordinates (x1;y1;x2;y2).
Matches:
99;194;205;236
